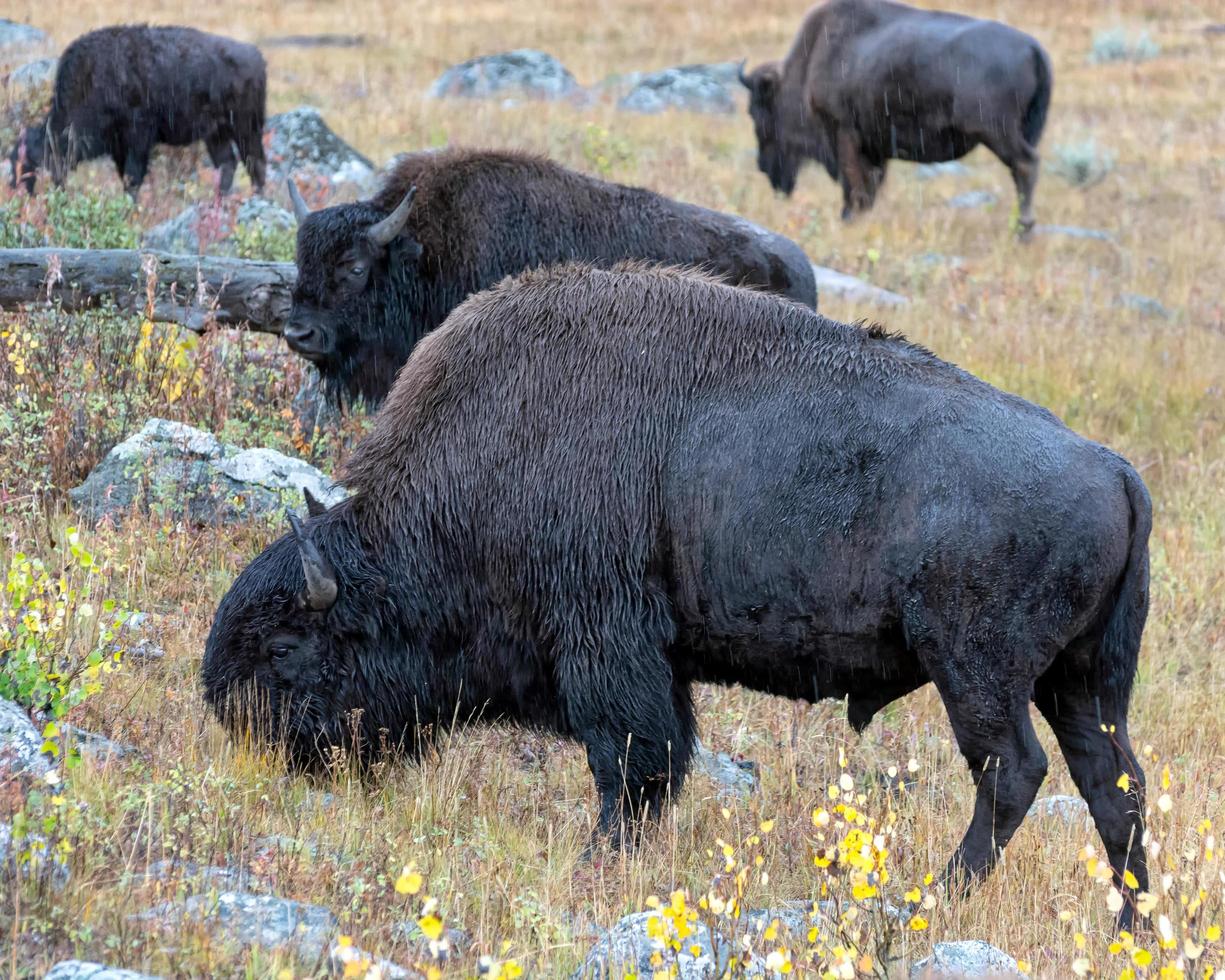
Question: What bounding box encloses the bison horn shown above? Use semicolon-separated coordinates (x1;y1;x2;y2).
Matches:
302;486;329;518
288;513;338;612
737;59;751;89
287;178;311;223
367;185;417;248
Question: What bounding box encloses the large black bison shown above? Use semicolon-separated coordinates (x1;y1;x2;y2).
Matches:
204;263;1151;926
8;25;266;197
740;0;1052;232
284;148;818;406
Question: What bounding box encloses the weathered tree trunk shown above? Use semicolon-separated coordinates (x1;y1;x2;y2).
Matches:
0;248;296;333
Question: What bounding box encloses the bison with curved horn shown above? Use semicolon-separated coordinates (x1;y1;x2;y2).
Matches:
204;263;1151;929
739;0;1052;233
282;147;818;407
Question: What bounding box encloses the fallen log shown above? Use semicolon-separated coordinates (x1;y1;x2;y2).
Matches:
0;248;296;334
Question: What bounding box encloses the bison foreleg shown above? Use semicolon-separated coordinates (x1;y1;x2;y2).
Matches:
206;133;239;195
836;128;875;220
569;659;696;848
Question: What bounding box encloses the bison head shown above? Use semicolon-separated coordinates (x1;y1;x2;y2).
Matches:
202;499;413;772
284;180;422;406
739;62;802;196
7;123;46;194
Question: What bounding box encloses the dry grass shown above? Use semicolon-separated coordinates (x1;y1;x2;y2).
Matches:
1;0;1223;977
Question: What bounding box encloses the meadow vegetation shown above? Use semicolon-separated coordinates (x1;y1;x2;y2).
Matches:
1;0;1222;976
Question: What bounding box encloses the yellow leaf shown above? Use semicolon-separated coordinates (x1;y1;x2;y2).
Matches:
904;888;921;903
760;819;775;833
908;916;928;931
417;913;444;942
1107;888;1125;913
1017;960;1031;974
1157;794;1173;813
395;870;423;895
1117;773;1131;792
1071;957;1092;976
1124;870;1140;890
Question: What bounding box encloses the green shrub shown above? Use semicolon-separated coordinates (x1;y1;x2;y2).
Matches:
42;187;140;249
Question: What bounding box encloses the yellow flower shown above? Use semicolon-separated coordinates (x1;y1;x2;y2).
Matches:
395;867;423;895
418;914;444;942
908;916;928;931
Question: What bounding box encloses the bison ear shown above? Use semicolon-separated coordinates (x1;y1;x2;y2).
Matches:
367;185;417;248
287;513;338;612
302;486;329;518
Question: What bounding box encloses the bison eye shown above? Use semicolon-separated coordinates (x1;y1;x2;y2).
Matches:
349;264;365;277
268;643;293;660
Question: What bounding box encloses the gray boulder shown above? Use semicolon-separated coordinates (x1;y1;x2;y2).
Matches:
1032;224;1116;244
142;197;295;257
69;418;346;526
1027;794;1091;826
44;963;162;980
5;56;55;99
265;107;377;199
692;740;757;798
910;941;1024;979
137;891;337;956
812;265;909;308
429;50;579;102
1117;292;1171;319
916;161;970;180
573;907;808;979
0;697;48;780
0;19;47;51
947;191;998;209
618;63;738;115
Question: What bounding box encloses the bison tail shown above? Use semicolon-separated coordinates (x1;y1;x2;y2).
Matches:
1022;45;1053;147
1098;466;1152;716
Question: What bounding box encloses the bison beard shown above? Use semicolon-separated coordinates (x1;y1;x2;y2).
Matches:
205;263;1151;926
284;148;818;408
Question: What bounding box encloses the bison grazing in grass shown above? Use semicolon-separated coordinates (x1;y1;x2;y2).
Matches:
204;263;1152;926
8;25;267;197
283;147;818;406
740;0;1052;233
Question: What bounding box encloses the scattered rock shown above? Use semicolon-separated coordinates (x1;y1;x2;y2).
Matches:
914;252;965;270
252;834;319;860
428;50;579;102
573;907;809;979
44;962;163;980
60;724;137;765
142;197;295;256
617;63;739;114
5;56;55;100
812;265;909;307
265;106;377;199
1032;224;1117;244
0;697;49;780
142;859;254;893
910;941;1024;979
1028;794;1091;825
692;740;757;798
261;34;366;49
137;891;338;956
916;161;970;180
69;418;346;526
327;940;416;979
0;19;47;51
947;190;998;209
1117;292;1172;319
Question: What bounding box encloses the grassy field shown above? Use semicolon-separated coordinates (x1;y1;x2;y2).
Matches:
1;0;1223;976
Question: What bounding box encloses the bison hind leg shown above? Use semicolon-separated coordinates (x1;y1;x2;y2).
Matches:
1035;659;1147;930
205;132;239;195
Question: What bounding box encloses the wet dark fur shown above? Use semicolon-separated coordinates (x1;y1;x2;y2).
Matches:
742;0;1052;227
8;25;266;196
206;264;1150;926
287;148;818;407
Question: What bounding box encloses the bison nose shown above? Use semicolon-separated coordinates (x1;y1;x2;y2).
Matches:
284;319;326;360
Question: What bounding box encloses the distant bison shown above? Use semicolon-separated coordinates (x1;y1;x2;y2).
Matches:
740;0;1052;232
8;25;266;197
284;148;818;406
205;263;1151;927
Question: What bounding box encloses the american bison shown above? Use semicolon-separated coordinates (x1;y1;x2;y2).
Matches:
284;147;818;406
740;0;1053;232
204;263;1151;926
8;25;267;197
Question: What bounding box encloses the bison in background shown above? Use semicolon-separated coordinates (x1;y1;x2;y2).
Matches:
8;25;267;197
740;0;1052;233
284;147;818;407
204;263;1151;929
